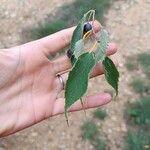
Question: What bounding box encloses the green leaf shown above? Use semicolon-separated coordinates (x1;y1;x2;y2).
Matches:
73;39;85;59
70;10;95;65
70;10;95;52
65;52;96;111
70;18;85;65
95;29;109;62
102;57;119;95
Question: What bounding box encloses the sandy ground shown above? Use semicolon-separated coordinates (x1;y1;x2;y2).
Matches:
0;0;150;149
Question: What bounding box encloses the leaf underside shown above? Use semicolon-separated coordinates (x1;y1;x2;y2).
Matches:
95;29;109;62
65;52;95;111
73;39;85;59
102;57;119;95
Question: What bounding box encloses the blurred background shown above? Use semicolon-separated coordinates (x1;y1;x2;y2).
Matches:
0;0;150;149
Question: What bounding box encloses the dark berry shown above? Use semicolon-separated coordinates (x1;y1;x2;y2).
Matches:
67;49;73;58
83;23;92;33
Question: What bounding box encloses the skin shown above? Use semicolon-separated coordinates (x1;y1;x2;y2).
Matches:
0;21;117;137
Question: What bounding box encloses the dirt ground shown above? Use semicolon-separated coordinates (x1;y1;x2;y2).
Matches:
0;0;150;150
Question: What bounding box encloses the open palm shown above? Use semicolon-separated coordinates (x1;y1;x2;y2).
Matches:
0;21;117;137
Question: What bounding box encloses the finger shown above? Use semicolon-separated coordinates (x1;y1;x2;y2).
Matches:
56;57;117;87
52;42;117;74
52;56;71;75
36;21;101;56
52;93;111;116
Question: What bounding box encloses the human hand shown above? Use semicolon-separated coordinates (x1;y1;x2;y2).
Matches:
0;21;117;137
